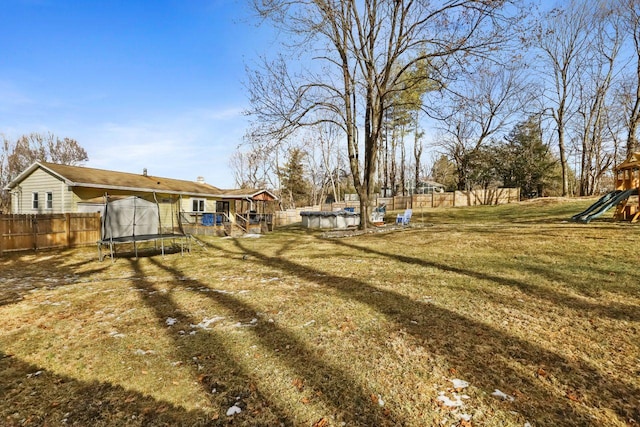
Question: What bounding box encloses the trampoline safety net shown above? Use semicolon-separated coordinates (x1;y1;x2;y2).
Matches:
102;196;159;239
98;195;190;261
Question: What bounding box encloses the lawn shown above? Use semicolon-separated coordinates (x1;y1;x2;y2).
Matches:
1;198;638;426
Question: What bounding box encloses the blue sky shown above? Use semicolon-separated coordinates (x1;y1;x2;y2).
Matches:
0;0;271;188
0;0;562;189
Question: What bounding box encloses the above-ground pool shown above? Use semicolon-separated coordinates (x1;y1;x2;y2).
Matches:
300;210;360;229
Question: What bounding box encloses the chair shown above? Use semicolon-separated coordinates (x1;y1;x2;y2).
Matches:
201;213;214;226
396;209;412;225
374;203;387;215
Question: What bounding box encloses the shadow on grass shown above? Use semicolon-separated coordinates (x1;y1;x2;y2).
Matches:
0;249;108;307
0;351;214;426
102;242;187;263
358;228;640;320
126;258;294;426
213;236;639;426
142;256;404;426
405;200;596;225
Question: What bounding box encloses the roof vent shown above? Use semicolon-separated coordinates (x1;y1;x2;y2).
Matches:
196;176;205;184
143;168;148;177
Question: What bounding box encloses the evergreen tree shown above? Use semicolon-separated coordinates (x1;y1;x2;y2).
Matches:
430;155;457;191
497;117;561;198
279;148;309;208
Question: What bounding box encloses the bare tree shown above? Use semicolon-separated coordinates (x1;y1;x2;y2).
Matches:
413;114;425;194
574;2;622;195
0;132;88;212
317;123;345;204
229;145;279;190
0;136;10;212
247;0;521;229
535;0;594;196
437;64;533;190
384;59;435;196
612;78;637;162
619;0;640;155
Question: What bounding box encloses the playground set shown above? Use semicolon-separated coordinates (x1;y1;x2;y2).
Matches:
572;151;640;223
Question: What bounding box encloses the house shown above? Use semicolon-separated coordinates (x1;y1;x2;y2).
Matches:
380;179;445;197
3;162;278;234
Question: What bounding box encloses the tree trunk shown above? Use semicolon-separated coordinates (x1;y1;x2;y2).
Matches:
555;106;570;196
628;92;640;156
629;35;640;156
390;127;397;196
400;131;406;195
414;114;422;192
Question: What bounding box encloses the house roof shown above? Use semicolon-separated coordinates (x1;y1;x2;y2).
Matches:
5;162;278;201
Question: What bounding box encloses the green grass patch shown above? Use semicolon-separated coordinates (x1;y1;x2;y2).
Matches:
1;197;638;426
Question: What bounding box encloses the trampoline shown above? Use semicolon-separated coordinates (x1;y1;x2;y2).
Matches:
97;194;191;262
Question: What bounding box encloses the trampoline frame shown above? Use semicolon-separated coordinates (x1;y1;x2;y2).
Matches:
97;193;191;262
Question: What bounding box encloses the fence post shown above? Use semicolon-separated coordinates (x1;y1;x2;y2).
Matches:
65;213;71;248
31;215;37;251
0;215;4;256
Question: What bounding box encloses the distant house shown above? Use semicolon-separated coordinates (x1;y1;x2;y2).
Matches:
412;180;446;194
380;179;445;197
4;162;277;233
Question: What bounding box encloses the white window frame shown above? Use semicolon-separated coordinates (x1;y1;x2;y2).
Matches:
46;192;53;209
192;198;206;213
32;192;39;210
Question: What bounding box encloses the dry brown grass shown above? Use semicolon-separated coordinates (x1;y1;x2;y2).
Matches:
1;198;639;426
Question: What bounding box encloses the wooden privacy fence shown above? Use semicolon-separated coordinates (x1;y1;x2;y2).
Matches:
379;187;521;211
273;188;520;226
0;213;101;255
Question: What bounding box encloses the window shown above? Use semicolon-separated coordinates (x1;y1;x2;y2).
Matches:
192;198;206;212
32;192;39;209
46;192;53;209
216;201;229;214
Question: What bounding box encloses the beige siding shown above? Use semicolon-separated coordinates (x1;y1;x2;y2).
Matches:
10;168;240;224
157;199;180;232
182;197;217;213
11;169;66;214
181;197;228;214
180;196;239;225
72;187;123;207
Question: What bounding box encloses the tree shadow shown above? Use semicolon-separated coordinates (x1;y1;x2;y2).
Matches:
341;232;640;322
513;258;640;301
142;256;406;426
0;249;108;307
125;258;294;426
221;236;639;426
0;351;216;426
431;222;640;299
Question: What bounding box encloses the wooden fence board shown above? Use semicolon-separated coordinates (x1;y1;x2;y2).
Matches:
432;193;454;208
0;213;101;254
272;188;519;225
